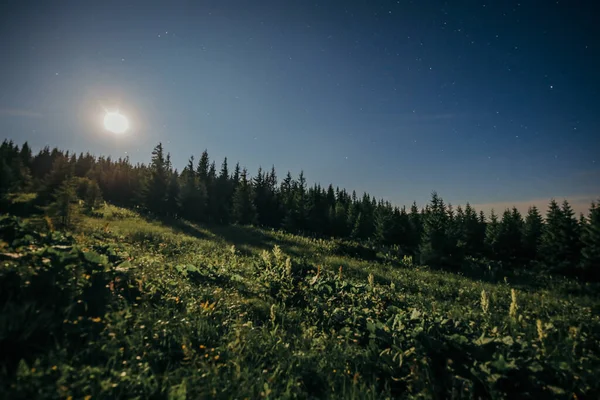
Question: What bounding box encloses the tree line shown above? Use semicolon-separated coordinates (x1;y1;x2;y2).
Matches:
1;139;598;280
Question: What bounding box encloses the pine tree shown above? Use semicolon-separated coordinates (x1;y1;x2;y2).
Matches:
166;170;181;217
496;207;524;265
459;203;484;257
265;165;281;227
560;200;582;272
420;192;460;269
307;184;328;235
399;206;414;251
474;210;487;256
485;209;501;259
232;162;240;188
253;167;269;225
73;152;93;178
19;141;32;170
280;172;296;231
329;202;345;237
0;141;32;192
351;211;364;240
216;157;232;224
83;179;103;212
31;146;54;181
232;168;256;225
48;179;78;228
0;158;11;195
206;160;219;222
180;156;207;221
326;184;336;209
540;199;581;274
294;171;308;231
407;202;423;256
580;201;600;281
374;203;393;245
522;206;544;261
144;143;169;214
197;150;210;183
38;155;73;204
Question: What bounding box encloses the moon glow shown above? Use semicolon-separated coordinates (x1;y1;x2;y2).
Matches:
103;111;129;134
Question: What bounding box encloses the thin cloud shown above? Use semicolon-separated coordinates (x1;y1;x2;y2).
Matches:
403;113;456;122
0;108;43;118
421;113;456;121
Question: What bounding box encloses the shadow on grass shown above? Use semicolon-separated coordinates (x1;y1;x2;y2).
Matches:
186;269;256;299
144;213;600;298
157;216;210;241
179;220;312;259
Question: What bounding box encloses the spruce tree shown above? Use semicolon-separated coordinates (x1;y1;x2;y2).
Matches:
38;155;73;204
265;165;281;227
232;168;256;225
420;192;459;269
197;150;210;183
334;201;349;237
460;203;484;257
407;202;423;256
216;158;232;224
144;143;169;214
206;161;219;222
522;206;544;261
19;141;32;170
351;211;364;240
295;171;308;231
253;167;269;226
560;200;582;270
396;206;413;252
48;179;78;228
374;205;393;245
360;193;376;239
83;179;103;212
180;156;206;221
31;146;54;180
307;184;328;235
0;158;11;195
485;210;501;259
496;207;524;265
166;171;181;217
580;201;600;281
232;162;240;188
540;199;581;274
347;200;359;238
280;172;296;231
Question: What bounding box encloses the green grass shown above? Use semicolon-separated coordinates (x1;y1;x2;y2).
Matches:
1;204;599;399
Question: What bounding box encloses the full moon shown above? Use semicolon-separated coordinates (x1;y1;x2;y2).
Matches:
103;112;129;134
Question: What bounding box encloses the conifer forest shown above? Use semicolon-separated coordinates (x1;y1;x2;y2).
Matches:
1;139;599;399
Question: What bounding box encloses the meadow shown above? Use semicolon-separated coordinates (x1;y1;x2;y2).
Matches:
1;203;599;399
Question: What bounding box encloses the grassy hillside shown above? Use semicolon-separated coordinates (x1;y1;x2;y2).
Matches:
1;204;599;399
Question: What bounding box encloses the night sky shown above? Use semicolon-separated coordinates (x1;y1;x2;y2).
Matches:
1;0;599;214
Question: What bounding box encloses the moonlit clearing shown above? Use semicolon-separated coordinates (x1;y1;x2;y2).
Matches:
103;111;129;134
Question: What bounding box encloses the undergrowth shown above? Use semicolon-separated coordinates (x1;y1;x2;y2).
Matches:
1;205;599;399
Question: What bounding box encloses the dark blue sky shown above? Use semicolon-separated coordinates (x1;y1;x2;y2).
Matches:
1;0;598;212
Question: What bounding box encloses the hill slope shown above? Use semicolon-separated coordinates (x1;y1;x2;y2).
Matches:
1;204;599;399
